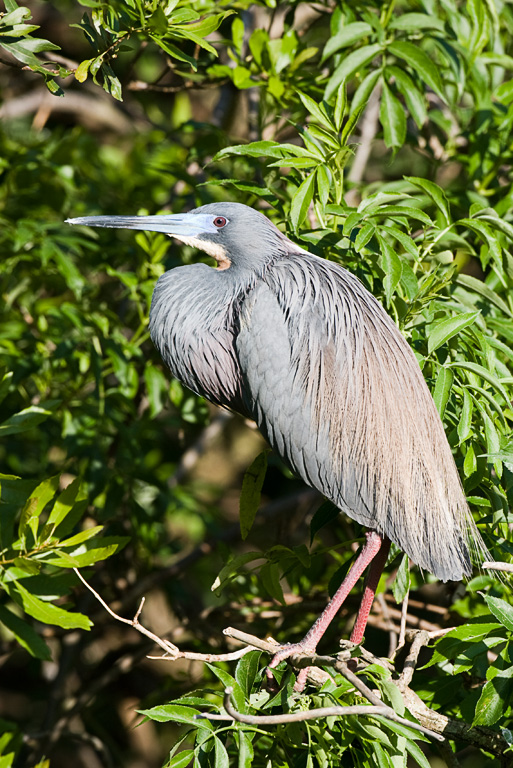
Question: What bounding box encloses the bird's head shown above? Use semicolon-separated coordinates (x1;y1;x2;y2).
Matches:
66;202;299;271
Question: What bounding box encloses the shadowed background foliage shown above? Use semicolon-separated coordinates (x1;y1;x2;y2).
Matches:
0;1;513;766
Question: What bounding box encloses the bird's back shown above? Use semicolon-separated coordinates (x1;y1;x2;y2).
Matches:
236;252;481;581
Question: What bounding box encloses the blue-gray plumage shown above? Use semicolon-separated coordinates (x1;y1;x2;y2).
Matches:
67;202;487;677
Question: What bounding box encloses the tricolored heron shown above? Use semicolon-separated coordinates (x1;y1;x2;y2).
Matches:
67;202;485;687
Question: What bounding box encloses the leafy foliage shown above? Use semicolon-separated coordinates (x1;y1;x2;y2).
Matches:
0;0;512;766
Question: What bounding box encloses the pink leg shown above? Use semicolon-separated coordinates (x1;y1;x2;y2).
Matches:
350;536;391;643
267;531;387;687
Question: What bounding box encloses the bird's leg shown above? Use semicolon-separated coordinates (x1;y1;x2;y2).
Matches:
267;531;387;689
350;535;391;644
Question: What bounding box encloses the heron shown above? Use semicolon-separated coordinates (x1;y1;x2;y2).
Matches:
67;202;486;688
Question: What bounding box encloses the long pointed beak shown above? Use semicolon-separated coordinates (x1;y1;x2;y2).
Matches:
65;213;218;238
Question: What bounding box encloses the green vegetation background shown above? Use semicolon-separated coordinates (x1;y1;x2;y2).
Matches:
0;1;512;766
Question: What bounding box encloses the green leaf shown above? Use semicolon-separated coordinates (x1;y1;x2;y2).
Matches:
404;177;451;225
237;730;254;768
473;667;513;726
427;311;480;353
350;69;381;115
167;750;195;768
325;43;382;99
440;622;502;643
365;205;432;226
102;65;122;101
13;580;92;630
239;451;268;540
290;172;316;231
456;274;513;318
0;406;52;437
392;554;410;603
235;650;262;698
380;81;406;149
316;165;331;208
388;13;445;32
211;551;262;593
371;742;390;768
260;562;285;604
448;361;509;403
75;58;92;82
354;222;375;252
458;388;474;443
18;475;60;543
44;537;128;568
386;66;427;128
377;234;402;304
322;22;374;61
0;604;52;660
379;225;418;259
206;663;246;713
433;366;454;418
151;36;197;68
339;103;365;145
214;141;314;162
358;192;411;213
484;595;513;631
56;526;102;549
297;91;333;131
387;41;444;100
405;738;433;768
464;443;477;477
480;410;502;477
47;477;82;529
138;704;203;724
214;735;230;768
334;81;347;130
0;371;13;405
0;752;15;768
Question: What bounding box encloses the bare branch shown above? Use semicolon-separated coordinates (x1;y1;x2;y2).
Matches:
196;687;389;724
399;630;430;688
482;561;513;573
223;626;280;653
223;629;440;740
74;568;254;663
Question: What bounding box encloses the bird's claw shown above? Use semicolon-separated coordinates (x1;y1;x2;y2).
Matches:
265;641;317;693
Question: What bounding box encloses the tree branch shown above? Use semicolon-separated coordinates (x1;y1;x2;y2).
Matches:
74;568;253;663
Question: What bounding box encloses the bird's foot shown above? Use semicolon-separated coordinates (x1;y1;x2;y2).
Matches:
266;640;318;693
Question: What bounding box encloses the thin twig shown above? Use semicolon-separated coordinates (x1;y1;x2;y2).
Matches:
74;569;254;663
398;591;409;649
223;626;280;653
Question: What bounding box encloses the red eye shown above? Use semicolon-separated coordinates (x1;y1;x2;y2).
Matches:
213;216;227;228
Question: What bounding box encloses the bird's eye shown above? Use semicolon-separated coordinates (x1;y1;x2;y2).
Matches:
213;216;227;228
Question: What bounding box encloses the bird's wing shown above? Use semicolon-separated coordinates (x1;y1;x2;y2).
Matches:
150;263;248;415
236;253;475;581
